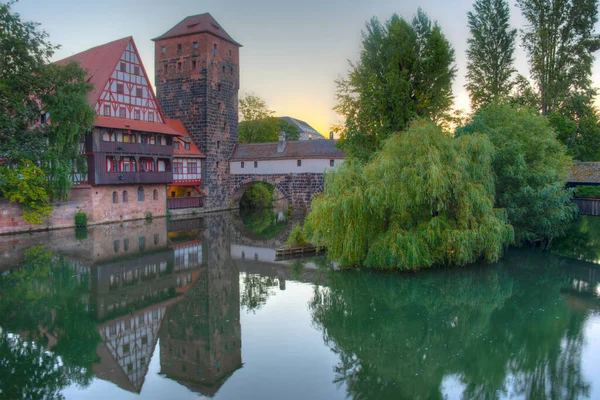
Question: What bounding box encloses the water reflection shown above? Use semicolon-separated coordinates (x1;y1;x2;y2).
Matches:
0;213;599;399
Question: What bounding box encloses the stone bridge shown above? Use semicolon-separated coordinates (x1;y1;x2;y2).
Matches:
229;173;325;211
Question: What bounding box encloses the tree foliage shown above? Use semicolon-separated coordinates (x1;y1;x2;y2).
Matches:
239;93;274;121
0;2;95;215
465;0;517;109
459;103;576;245
305;120;513;270
279;118;300;141
517;0;600;116
335;9;456;162
238;93;301;143
239;117;279;143
240;182;275;210
0;161;52;224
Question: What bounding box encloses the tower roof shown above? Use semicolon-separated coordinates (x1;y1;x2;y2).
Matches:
152;13;242;46
55;36;132;107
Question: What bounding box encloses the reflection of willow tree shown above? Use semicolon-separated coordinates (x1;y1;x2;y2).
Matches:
240;273;279;313
0;246;101;398
310;250;591;400
239;208;287;240
550;216;600;263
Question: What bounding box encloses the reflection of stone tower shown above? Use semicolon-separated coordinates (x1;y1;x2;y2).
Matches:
153;14;241;209
159;213;241;395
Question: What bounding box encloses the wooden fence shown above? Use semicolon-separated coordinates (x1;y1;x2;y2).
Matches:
574;198;600;216
167;197;203;210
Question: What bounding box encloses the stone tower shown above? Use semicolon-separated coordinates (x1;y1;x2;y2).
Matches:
153;14;241;209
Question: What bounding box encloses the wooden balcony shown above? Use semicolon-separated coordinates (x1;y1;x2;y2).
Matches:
93;170;173;185
167;197;203;209
96;141;173;156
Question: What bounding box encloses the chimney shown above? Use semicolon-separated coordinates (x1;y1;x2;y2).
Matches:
277;131;286;153
329;131;334;140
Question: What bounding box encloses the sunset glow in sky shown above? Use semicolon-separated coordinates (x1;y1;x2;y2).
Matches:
13;0;600;136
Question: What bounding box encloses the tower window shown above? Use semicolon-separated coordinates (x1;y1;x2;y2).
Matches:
134;66;140;75
218;84;222;92
120;62;126;72
177;62;182;71
230;66;233;75
192;60;196;69
193;41;198;49
216;161;219;168
217;141;220;149
177;43;182;53
222;66;225;73
161;46;166;54
116;83;124;94
163;64;167;74
213;43;217;56
229;49;232;57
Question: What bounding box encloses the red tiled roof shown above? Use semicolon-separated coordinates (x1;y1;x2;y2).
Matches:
95;116;181;136
230;140;345;161
152;13;242;47
570;162;600;184
166;119;206;158
54;37;131;107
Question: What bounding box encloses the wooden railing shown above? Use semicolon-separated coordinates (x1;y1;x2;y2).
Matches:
167;197;203;209
95;171;173;185
97;141;173;156
574;198;600;216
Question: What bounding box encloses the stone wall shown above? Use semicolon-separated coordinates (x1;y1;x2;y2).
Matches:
155;32;240;211
0;184;167;235
229;173;324;211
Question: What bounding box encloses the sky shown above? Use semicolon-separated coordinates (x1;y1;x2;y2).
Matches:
12;0;600;136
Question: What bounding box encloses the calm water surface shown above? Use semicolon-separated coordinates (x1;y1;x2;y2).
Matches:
1;211;600;400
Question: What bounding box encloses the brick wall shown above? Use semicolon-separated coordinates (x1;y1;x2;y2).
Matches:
155;32;239;211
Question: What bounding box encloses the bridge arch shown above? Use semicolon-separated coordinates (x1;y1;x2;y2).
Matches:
230;176;291;207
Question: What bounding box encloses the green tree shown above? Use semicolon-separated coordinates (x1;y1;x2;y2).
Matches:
335;9;456;161
517;0;600;116
239;93;273;121
465;0;517;109
279;118;300;141
239;117;279;143
240;182;275;209
0;161;52;224
0;2;95;214
459;103;576;245
305;120;513;269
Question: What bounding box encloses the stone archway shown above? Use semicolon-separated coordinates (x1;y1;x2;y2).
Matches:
230;177;291;208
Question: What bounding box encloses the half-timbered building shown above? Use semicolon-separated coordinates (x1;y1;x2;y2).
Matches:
56;37;189;223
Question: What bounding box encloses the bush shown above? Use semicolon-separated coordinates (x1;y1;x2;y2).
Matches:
166;209;173;219
286;224;310;248
240;182;274;209
75;227;87;240
458;102;576;245
575;185;600;199
145;211;153;221
74;210;87;228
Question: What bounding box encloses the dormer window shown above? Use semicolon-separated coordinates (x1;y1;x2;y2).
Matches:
183;142;190;150
173;141;180;150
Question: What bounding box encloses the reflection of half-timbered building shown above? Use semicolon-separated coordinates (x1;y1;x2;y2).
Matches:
56;37;188;223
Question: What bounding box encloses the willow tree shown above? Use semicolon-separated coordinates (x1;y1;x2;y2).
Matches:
305;120;513;270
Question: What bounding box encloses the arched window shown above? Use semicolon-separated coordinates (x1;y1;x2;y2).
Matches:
138;187;144;202
122;190;128;203
153;189;158;200
112;191;118;204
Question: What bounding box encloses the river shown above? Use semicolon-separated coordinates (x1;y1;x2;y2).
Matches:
1;210;599;400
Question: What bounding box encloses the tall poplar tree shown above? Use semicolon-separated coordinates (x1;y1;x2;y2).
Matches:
517;0;600;115
335;9;456;162
465;0;517;109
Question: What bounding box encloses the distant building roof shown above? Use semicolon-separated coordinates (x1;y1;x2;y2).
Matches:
166;119;206;158
152;13;242;47
570;162;600;185
279;117;326;140
230;140;345;161
55;36;132;108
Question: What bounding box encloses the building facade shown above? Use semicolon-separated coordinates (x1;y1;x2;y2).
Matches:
153;14;241;210
56;37;189;224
